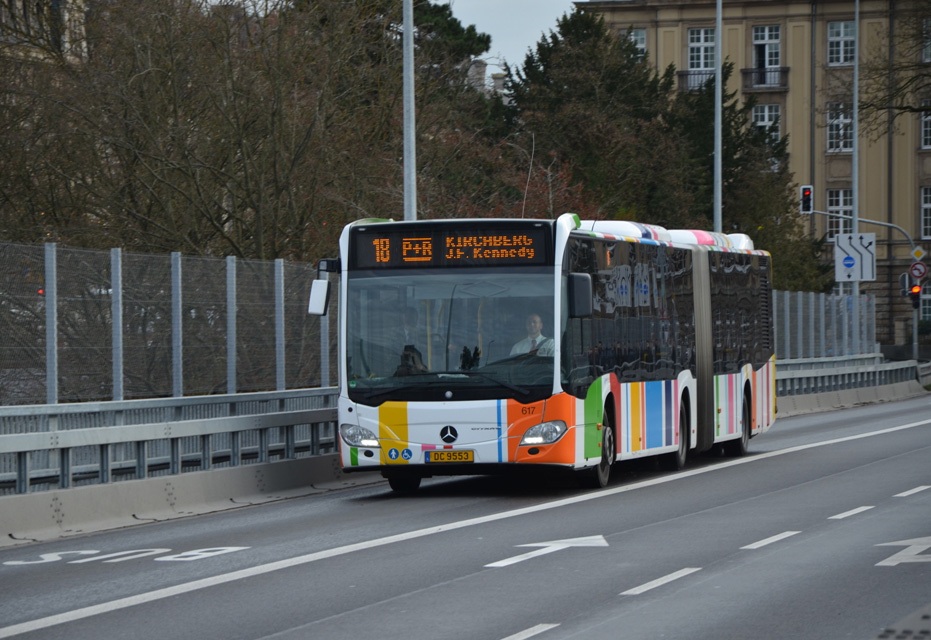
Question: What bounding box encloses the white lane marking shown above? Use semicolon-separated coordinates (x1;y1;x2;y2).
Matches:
501;624;560;640
828;506;875;520
740;531;802;550
876;537;931;566
620;568;702;596
486;536;608;568
1;418;928;639
895;485;931;497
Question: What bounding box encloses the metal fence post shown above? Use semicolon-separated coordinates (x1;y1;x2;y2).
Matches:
275;259;285;391
227;256;237;395
808;291;815;359
783;290;791;360
832;295;839;357
819;292;826;358
111;248;124;402
171;252;183;397
796;291;804;360
45;242;58;404
842;295;850;356
772;289;779;359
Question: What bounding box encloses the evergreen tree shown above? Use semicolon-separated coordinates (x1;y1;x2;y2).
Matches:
506;8;696;223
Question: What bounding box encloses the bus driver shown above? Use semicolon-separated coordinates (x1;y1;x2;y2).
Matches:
510;313;554;357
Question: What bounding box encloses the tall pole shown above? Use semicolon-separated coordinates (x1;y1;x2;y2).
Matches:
403;0;417;221
713;0;723;233
852;0;861;352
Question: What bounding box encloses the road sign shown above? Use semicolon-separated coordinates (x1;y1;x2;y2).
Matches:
911;261;928;280
833;233;876;282
912;246;926;261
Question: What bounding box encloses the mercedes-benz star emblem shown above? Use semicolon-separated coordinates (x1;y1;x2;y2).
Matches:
440;426;458;444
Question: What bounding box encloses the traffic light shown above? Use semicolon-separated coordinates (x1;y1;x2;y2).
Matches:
910;284;922;309
900;272;912;297
799;185;813;214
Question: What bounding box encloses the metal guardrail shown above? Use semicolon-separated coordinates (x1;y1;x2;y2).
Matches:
1;388;338;495
775;355;919;397
0;357;926;497
918;361;931;388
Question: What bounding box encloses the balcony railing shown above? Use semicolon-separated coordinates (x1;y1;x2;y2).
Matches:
741;67;789;92
677;70;715;91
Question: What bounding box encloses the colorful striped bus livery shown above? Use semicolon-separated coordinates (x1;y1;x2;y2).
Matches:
309;213;776;492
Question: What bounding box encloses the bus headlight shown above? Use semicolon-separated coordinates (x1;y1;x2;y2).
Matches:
339;424;380;448
520;421;567;446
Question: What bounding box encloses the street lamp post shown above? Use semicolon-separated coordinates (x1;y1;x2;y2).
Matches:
403;0;417;221
714;0;722;233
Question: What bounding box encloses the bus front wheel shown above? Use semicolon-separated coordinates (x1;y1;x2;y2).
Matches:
580;411;616;489
386;473;422;493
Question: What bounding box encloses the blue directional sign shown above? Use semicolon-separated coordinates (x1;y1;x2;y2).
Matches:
834;233;876;282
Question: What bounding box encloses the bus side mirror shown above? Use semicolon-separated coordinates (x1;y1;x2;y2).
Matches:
308;279;330;316
568;273;592;318
318;258;340;273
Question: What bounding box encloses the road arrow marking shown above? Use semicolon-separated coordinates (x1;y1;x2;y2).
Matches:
876;537;931;566
485;535;608;568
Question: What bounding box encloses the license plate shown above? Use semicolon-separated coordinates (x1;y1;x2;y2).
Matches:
426;450;474;463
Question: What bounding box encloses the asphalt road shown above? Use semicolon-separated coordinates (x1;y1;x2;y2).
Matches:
1;395;929;640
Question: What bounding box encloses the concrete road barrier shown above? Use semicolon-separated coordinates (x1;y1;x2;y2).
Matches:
1;454;381;548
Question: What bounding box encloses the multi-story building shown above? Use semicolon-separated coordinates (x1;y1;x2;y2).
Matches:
0;0;86;61
581;0;928;346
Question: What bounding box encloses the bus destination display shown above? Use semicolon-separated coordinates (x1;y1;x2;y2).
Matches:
350;225;551;269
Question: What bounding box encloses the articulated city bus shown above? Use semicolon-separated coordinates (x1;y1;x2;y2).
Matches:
309;213;775;492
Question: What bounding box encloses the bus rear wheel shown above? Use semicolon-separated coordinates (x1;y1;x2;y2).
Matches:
580;411;616;489
724;392;751;457
662;400;688;471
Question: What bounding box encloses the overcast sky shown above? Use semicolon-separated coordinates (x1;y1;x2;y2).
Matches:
448;0;579;73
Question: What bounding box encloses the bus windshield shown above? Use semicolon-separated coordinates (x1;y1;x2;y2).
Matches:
345;267;556;405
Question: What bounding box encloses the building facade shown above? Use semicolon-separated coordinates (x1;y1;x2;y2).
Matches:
0;0;86;61
581;0;929;346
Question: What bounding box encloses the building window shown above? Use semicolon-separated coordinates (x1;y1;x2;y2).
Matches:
827;189;853;239
922;187;931;239
752;25;781;85
752;104;781;143
924;18;931;63
688;28;715;89
828;21;856;66
827;102;853;152
629;28;646;58
922;283;931;322
923;101;931;149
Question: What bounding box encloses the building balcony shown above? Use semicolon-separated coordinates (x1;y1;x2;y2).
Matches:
741;67;789;92
676;70;715;91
